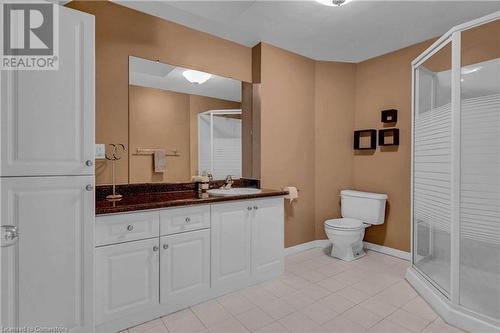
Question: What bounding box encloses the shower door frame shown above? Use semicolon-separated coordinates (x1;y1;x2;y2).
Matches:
408;10;500;333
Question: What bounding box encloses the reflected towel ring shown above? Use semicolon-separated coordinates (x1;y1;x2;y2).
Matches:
105;143;126;161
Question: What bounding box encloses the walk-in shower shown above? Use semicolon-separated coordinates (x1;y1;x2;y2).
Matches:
198;109;242;179
407;12;500;333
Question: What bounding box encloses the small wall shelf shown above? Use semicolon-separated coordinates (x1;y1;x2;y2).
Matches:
378;128;400;146
381;109;398;123
354;129;377;150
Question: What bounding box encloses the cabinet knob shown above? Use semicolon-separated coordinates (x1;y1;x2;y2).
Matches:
185;217;191;223
163;244;169;250
153;246;159;252
247;206;252;211
85;160;93;167
85;184;93;191
127;225;134;231
253;206;258;210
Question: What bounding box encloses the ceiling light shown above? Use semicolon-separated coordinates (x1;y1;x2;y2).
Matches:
314;0;353;6
183;70;212;84
461;66;482;75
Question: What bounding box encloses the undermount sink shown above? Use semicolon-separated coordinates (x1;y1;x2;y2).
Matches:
207;188;262;197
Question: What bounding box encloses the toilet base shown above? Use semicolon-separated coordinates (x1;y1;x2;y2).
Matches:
330;241;366;261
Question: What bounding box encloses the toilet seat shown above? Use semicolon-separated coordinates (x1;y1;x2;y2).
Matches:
325;218;365;230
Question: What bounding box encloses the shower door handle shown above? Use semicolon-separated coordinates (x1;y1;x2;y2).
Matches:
1;225;19;248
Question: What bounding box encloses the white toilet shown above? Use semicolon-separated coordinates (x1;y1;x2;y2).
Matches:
324;190;387;261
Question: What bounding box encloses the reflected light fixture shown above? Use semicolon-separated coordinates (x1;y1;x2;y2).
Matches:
182;69;212;84
314;0;353;6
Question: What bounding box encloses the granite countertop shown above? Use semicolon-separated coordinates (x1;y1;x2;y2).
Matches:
96;188;287;215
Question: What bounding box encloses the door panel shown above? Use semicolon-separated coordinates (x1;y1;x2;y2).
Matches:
0;6;94;176
95;238;159;325
211;201;252;291
252;198;284;280
160;230;210;307
0;176;94;332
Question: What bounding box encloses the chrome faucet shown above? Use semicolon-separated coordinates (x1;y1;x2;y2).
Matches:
224;175;234;189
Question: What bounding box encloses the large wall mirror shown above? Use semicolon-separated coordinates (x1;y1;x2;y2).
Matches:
128;56;254;183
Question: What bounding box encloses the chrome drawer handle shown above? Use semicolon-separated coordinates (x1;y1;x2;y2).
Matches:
185;217;191;223
85;184;94;191
247;206;252;211
127;225;134;231
153;246;159;252
163;244;169;250
253;206;258;210
85;160;93;167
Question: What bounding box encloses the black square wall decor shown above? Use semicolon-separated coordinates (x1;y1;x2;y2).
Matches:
381;109;398;123
378;128;400;146
354;129;377;150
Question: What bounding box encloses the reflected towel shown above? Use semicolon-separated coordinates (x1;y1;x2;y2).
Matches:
154;149;166;173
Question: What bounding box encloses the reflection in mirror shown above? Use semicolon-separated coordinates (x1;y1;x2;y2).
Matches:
128;56;245;183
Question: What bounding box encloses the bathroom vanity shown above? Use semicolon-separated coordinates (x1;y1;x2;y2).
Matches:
94;187;285;333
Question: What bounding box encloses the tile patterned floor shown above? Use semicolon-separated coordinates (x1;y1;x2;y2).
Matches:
121;248;466;333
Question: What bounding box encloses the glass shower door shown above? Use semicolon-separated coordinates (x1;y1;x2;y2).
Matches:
413;41;453;295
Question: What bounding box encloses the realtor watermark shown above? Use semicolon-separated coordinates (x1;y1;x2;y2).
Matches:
0;327;67;332
0;1;59;70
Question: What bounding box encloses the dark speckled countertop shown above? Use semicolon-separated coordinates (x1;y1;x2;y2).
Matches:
95;180;287;215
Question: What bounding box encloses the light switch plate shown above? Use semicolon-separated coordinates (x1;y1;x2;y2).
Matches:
95;144;106;160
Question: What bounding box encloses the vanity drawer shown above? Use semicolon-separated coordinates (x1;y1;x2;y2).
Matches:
96;211;160;246
160;205;210;235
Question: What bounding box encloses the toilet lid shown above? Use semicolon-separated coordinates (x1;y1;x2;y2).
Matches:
325;218;364;230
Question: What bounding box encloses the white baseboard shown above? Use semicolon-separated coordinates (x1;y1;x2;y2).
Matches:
285;239;410;261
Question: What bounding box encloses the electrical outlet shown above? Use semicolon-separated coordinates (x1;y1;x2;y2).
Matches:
95;144;106;160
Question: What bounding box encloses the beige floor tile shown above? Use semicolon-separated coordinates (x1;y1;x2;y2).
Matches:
421;323;465;333
279;311;320;332
162;308;206;333
368;319;412;333
298;284;331;301
359;297;398;318
280;273;310;290
129;318;165;333
336;287;371;304
235;307;275;331
373;281;417;307
341;306;383;329
332;269;366;285
320;315;366;333
239;285;278;308
254;321;291;333
317;293;356;314
191;300;232;328
315;263;348;277
351;273;400;296
260;279;297;297
299;301;339;326
388;309;432;333
260;298;297;320
281;290;317;309
293;268;329;283
402;297;438;322
317;277;351;293
207;317;249;333
217;292;256;316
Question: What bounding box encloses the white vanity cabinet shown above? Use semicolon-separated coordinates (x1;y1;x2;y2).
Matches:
160;229;211;310
95;238;160;326
95;197;284;333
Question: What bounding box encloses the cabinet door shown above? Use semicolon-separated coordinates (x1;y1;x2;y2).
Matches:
211;201;252;292
252;198;284;281
0;176;94;332
160;230;210;309
0;6;95;176
95;238;160;325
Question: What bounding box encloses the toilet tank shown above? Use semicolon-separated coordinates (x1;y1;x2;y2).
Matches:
340;190;388;225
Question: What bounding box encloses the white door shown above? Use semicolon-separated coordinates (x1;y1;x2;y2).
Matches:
95;238;160;326
252;198;284;281
0;6;95;176
0;176;94;332
160;229;210;308
211;201;252;292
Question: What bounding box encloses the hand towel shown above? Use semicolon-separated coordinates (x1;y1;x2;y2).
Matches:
154;149;166;173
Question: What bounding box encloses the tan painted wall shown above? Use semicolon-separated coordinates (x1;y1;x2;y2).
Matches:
314;61;357;240
352;40;433;252
128;85;240;183
258;43;317;247
66;1;252;185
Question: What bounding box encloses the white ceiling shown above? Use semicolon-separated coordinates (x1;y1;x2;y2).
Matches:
129;56;242;101
116;0;499;62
